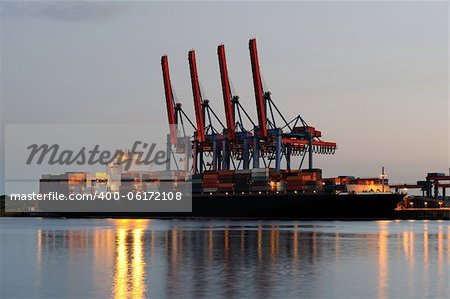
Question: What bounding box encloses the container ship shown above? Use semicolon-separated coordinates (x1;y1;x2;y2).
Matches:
33;38;405;219
36;168;403;220
178;168;401;219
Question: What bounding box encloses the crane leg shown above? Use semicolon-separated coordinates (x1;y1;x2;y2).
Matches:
308;135;313;170
275;129;282;171
212;139;218;171
243;137;250;170
166;134;171;171
253;127;260;169
184;136;190;172
222;138;230;170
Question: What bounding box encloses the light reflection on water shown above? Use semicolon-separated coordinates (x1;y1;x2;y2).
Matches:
112;220;148;299
0;219;449;299
377;222;387;299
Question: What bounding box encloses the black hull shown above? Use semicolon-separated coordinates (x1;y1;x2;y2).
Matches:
27;193;404;220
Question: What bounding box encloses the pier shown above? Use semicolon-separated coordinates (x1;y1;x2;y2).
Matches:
395;208;450;220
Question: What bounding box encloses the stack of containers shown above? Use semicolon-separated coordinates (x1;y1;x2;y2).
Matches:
142;172;158;193
336;176;355;186
284;169;324;192
121;172;136;194
295;168;322;181
250;168;277;192
305;180;319;192
333;176;350;192
358;178;384;185
145;181;159;192
348;177;359;185
64;172;87;194
202;172;219;193
169;170;190;194
302;169;323;192
286;171;306;192
218;170;235;192
158;170;178;193
276;181;286;192
158;170;188;181
235;170;251;192
322;178;336;193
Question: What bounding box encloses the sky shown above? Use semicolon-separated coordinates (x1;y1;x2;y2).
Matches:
0;1;449;194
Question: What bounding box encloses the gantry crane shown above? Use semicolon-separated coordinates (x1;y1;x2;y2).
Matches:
188;50;225;173
162;38;337;174
248;38;337;170
217;44;255;170
161;55;196;171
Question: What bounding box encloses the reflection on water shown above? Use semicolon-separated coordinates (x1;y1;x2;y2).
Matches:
377;221;388;299
113;229;127;298
113;220;148;299
1;219;449;298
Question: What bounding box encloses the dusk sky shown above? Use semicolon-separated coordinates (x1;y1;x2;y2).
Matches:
1;1;448;194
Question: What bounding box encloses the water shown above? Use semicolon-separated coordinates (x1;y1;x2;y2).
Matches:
0;218;449;299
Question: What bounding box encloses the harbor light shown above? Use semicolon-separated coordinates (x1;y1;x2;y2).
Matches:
270;181;276;191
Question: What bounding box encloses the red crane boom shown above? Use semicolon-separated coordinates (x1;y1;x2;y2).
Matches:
161;55;178;145
188;50;206;143
217;44;235;141
249;38;268;138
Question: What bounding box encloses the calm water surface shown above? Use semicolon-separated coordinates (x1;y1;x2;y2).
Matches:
0;218;449;299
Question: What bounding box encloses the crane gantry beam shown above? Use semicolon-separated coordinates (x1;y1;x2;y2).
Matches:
161;55;178;145
217;44;236;141
162;39;338;174
188;50;206;143
249;38;268;139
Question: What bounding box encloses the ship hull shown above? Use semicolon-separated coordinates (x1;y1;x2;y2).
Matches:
28;193;404;220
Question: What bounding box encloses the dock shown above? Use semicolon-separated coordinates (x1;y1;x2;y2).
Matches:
395;208;450;220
